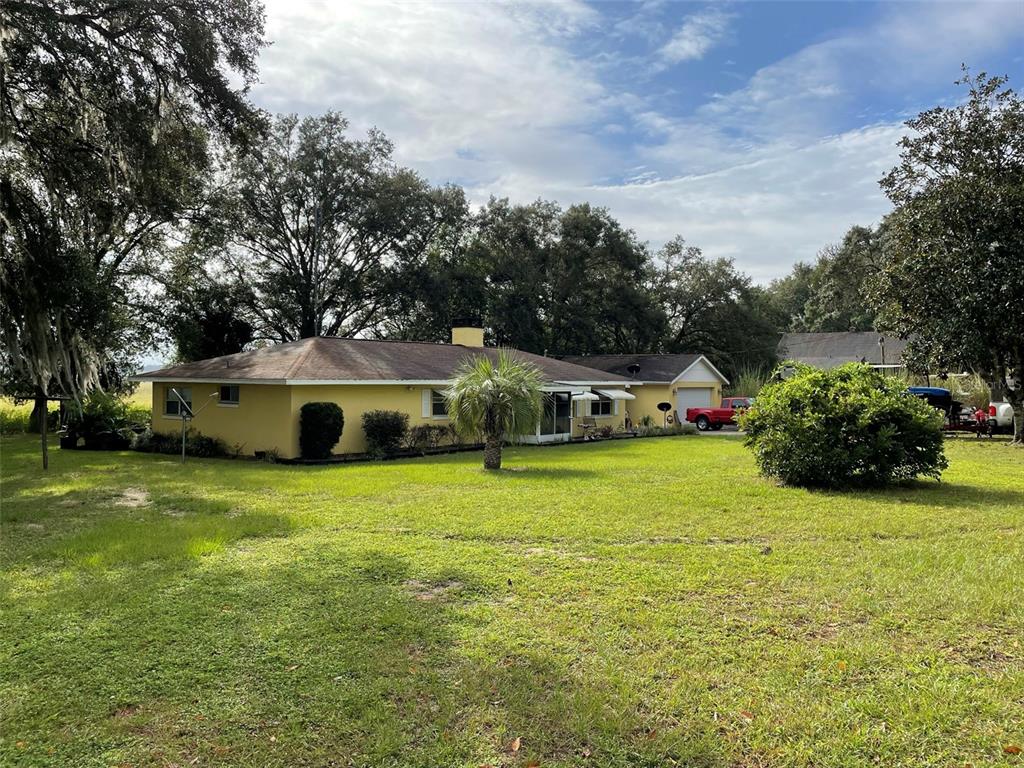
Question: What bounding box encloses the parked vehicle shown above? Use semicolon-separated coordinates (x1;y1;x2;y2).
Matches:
988;401;1017;434
686;397;753;431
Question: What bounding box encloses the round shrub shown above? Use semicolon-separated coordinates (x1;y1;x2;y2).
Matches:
299;402;344;459
739;362;947;488
362;410;409;458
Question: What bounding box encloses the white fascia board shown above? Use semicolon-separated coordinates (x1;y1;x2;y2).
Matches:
129;376;288;385
286;379;450;386
670;356;731;386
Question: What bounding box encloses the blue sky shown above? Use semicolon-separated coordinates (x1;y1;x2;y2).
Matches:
252;0;1024;282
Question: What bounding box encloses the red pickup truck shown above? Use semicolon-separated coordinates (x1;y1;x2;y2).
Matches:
686;397;753;431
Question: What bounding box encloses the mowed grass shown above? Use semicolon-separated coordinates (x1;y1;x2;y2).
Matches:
1;434;1022;767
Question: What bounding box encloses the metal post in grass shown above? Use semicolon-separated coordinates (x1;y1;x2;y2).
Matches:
169;388;194;464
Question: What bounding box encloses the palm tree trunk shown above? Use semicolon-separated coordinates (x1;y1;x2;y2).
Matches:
483;435;502;470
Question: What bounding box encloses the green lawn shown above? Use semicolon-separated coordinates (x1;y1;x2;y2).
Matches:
2;434;1022;767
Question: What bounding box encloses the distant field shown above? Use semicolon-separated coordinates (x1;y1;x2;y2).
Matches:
0;382;152;434
1;434;1022;767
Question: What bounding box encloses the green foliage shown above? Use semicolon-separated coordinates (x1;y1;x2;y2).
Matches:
299;402;345;460
740;363;948;488
65;391;149;450
131;428;229;458
386;197;665;356
872;69;1024;443
205;112;467;341
405;424;457;452
165;275;254;362
361;410;410;458
636;422;697;437
1;0;264;467
0;400;57;435
650;237;778;376
447;350;544;469
727;364;771;398
954;373;992;412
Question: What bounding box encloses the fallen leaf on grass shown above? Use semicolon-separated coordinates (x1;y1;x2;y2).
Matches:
286;664;299;671
739;710;755;721
1004;744;1022;755
508;736;521;753
527;762;540;767
837;660;848;672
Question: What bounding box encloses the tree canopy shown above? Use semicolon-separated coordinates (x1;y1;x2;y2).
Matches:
1;0;265;465
203;112;467;342
871;69;1024;443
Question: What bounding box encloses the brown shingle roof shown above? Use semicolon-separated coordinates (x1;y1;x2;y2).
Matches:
561;353;705;382
135;337;630;384
778;332;908;368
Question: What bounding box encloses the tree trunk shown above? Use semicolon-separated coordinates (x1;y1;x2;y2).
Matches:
35;390;48;470
483;435;502;470
1011;401;1023;446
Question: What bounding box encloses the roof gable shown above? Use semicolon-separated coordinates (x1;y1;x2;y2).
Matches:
778;333;908;368
561;353;728;384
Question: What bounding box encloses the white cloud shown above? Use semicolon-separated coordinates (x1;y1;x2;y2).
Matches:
658;7;733;64
462;124;906;282
255;0;609;183
249;0;1023;282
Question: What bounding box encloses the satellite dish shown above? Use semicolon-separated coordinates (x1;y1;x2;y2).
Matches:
626;363;641;377
656;402;672;412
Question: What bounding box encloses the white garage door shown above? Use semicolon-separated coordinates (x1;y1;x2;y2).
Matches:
675;388;713;416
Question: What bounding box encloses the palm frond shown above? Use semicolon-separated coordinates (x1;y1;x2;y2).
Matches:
446;348;544;441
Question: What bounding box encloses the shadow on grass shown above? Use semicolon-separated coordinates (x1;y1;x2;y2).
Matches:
3;537;723;767
813;480;1024;511
490;466;600;480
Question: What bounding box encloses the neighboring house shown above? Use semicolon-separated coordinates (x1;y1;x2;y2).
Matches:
561;354;730;423
132;327;681;459
777;332;909;370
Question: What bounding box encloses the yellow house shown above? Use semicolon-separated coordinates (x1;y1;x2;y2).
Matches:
561;354;730;426
133;328;724;459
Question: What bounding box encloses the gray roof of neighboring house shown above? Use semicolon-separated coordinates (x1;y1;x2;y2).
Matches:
134;337;630;384
777;332;909;368
560;353;705;382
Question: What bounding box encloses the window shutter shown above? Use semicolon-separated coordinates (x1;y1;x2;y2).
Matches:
421;389;431;418
614;399;620;416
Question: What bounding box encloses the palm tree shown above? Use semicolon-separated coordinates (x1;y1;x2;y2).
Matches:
447;349;544;470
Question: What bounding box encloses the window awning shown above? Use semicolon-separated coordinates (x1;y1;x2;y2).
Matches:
571;392;600;401
595;389;635;400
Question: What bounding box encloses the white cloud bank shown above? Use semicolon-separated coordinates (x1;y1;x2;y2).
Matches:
251;0;1024;281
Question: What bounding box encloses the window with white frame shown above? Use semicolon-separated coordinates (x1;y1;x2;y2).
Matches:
164;386;192;416
219;384;240;405
431;389;448;417
590;396;613;417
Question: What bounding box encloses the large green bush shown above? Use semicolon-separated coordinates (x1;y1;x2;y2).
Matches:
65;391;148;450
362;410;409;458
299;402;344;459
739;363;947;488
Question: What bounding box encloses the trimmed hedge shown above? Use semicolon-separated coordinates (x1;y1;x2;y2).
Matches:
362;410;409;458
300;402;344;459
131;428;229;458
739;362;947;488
